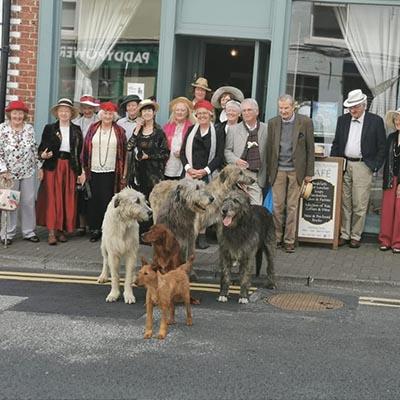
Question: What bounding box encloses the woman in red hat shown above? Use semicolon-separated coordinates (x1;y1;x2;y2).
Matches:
36;98;85;245
81;102;127;242
180;99;224;248
0;100;41;245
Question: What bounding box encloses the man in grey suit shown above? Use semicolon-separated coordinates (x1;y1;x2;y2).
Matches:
267;94;315;253
224;98;268;205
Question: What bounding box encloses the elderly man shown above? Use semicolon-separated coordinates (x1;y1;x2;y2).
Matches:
224;98;268;205
330;89;386;248
267;94;314;253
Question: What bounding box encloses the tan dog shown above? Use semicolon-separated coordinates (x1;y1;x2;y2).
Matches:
136;256;194;340
141;224;183;273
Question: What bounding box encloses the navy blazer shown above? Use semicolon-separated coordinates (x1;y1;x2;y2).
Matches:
330;111;386;172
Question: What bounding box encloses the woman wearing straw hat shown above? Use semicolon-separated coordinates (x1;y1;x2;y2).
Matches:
379;108;400;253
211;86;244;127
191;77;212;105
0;101;42;245
163;97;195;180
36;98;85;245
81;102;127;242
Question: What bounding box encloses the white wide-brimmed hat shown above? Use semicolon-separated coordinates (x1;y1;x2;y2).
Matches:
136;98;159;114
384;108;400;131
343;89;367;108
79;94;99;107
211;86;244;109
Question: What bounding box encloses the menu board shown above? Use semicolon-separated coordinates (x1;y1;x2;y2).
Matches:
298;157;344;248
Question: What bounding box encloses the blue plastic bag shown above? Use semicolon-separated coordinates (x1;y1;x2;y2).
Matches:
263;185;273;214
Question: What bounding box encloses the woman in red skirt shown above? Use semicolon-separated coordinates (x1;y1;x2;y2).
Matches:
379;108;400;253
36;98;85;245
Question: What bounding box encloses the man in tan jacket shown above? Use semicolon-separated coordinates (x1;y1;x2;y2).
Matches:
267;94;314;253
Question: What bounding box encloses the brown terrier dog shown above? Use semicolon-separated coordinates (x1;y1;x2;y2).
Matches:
136;256;194;340
141;224;182;272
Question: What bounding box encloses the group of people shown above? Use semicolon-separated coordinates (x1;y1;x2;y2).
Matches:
0;80;399;254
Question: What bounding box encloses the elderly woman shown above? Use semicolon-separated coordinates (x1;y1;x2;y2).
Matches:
180;99;224;248
211;86;244;127
81;102;127;242
73;94;99;138
379;108;400;253
36;98;84;245
163;97;195;180
117;94;142;141
124;99;169;199
0;101;41;245
218;99;242;136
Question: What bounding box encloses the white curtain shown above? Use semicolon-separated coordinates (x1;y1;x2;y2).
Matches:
335;5;400;117
73;0;142;100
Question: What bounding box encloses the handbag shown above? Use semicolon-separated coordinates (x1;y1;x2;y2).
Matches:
0;177;20;211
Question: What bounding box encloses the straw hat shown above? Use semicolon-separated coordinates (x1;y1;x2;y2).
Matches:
211;86;244;109
5;100;29;114
300;181;313;200
169;96;193;113
191;77;212;92
343;89;367;108
384;108;400;131
136;99;159;114
50;98;79;119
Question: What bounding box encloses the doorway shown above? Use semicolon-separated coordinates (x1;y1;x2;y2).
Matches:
204;43;254;98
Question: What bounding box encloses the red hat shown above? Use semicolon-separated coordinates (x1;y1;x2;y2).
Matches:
5;100;29;114
99;102;118;112
194;100;213;113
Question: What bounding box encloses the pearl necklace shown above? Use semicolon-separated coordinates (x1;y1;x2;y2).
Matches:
99;126;112;167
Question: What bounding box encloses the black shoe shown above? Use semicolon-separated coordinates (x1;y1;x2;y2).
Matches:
1;238;12;246
196;234;209;250
23;235;40;243
90;230;101;242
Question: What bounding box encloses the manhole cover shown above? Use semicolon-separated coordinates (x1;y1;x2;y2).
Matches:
266;293;344;312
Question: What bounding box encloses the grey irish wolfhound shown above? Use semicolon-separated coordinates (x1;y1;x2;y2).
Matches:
156;179;214;262
217;190;276;304
97;187;152;304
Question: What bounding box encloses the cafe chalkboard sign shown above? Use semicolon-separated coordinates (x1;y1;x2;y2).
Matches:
298;157;344;249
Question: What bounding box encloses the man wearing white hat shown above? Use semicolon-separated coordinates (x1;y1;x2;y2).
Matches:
331;89;386;248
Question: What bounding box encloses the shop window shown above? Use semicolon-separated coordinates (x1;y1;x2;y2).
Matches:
311;4;344;40
59;0;161;104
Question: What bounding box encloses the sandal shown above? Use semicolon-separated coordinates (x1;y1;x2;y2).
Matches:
57;231;68;243
24;235;40;243
379;245;390;251
48;234;57;245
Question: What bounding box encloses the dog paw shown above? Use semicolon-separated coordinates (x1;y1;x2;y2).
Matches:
186;318;193;326
167;319;175;325
238;297;249;304
105;292;120;302
144;331;152;339
123;293;136;304
157;333;166;340
97;274;109;283
217;295;228;303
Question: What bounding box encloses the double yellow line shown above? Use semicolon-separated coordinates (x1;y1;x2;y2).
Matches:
0;271;256;295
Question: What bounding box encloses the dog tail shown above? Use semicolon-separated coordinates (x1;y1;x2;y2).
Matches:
181;255;195;274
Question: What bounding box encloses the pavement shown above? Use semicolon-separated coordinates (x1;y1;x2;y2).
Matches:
1;226;399;290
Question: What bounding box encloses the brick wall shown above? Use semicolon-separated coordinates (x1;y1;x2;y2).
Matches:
7;0;39;123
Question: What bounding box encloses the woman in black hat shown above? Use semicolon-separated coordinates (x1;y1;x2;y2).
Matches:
117;95;142;141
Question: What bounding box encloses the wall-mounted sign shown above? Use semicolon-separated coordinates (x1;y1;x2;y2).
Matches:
298;157;344;249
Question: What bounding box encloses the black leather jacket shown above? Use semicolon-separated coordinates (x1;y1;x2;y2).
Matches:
38;121;83;176
382;131;400;190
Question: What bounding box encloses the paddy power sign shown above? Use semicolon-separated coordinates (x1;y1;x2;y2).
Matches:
60;43;158;69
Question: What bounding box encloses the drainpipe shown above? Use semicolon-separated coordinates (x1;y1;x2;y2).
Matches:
0;0;11;123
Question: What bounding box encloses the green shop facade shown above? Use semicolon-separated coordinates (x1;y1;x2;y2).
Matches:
35;0;400;234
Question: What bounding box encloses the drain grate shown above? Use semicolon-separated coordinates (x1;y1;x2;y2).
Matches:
266;293;344;312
